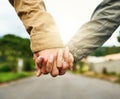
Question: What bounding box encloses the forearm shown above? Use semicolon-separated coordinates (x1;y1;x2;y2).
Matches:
67;0;120;62
9;0;64;52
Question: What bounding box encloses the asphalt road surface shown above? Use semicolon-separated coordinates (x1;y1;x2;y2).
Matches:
0;73;120;99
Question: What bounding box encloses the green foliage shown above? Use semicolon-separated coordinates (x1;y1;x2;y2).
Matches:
0;72;33;83
23;58;35;71
91;46;120;56
115;74;120;83
0;63;11;72
117;31;120;42
0;34;34;72
117;74;120;81
0;60;17;72
73;61;89;73
118;37;120;42
0;34;32;58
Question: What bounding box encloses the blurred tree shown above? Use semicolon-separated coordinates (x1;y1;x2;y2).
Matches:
0;34;33;72
91;46;120;56
117;31;120;42
23;58;35;71
0;34;32;58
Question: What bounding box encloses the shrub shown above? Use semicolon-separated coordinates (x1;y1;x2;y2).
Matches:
23;58;35;71
0;63;11;72
0;72;33;83
117;74;120;81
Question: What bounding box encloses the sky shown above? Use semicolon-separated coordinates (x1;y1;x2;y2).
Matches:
0;0;120;46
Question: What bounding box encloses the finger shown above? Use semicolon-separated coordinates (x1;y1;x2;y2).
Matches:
62;61;69;70
63;47;69;63
35;62;42;77
56;49;63;69
51;61;59;77
59;69;66;75
59;62;67;75
35;57;42;77
68;53;74;70
41;64;48;75
36;56;43;68
36;69;42;77
46;54;54;73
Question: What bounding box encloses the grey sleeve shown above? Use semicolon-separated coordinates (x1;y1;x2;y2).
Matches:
67;0;120;62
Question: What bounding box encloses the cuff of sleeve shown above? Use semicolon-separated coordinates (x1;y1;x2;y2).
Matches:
66;44;87;63
30;32;64;52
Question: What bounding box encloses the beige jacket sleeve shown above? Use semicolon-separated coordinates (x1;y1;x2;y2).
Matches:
9;0;64;52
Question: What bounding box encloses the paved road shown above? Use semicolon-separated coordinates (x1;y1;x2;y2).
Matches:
0;73;120;99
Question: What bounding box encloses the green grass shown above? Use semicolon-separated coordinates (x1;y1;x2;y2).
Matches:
115;74;120;83
0;72;34;83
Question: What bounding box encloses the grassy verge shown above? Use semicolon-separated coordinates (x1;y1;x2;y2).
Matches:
71;70;120;84
80;71;120;84
115;74;120;83
0;72;34;83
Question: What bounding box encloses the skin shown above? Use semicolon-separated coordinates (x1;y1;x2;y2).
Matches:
33;47;74;77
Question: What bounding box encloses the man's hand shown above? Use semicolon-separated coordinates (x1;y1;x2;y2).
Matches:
33;47;74;77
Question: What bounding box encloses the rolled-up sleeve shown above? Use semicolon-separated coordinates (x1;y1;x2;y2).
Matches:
9;0;64;52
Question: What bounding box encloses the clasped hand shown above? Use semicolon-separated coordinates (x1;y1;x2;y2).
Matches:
33;47;74;77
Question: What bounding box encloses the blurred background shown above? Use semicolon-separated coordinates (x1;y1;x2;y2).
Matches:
0;0;120;99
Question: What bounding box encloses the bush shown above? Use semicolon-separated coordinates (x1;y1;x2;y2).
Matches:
23;58;35;71
117;74;120;81
0;63;11;72
73;61;90;73
0;72;33;83
115;74;120;83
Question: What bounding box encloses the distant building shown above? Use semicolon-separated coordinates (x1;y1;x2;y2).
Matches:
86;53;120;73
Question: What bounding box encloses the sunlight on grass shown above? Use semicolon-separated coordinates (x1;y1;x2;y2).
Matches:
0;72;34;83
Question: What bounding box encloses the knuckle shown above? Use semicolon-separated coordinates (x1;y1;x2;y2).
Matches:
48;60;53;65
46;67;52;73
57;64;62;68
62;66;67;70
